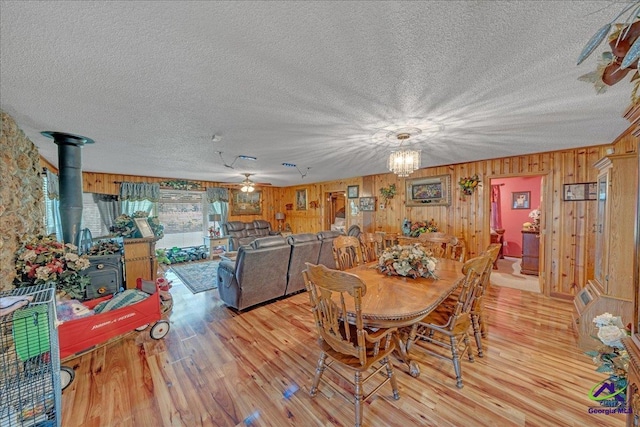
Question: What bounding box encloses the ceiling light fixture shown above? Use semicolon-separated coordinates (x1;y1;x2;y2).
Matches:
240;173;255;192
282;162;310;179
387;128;421;177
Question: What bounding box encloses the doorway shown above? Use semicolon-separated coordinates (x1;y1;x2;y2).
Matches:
489;175;544;291
325;191;346;232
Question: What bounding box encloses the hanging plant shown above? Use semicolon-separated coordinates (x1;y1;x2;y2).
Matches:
379;184;397;205
159;179;201;190
458;174;481;196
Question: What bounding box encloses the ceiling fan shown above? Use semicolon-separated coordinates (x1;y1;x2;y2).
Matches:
239;173;256;192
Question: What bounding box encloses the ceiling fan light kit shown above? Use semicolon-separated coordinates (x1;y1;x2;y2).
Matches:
240;173;256;192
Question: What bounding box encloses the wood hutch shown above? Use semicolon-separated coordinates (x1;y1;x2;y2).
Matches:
572;151;637;350
613;103;640;425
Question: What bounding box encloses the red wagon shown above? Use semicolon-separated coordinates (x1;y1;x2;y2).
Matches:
57;278;170;389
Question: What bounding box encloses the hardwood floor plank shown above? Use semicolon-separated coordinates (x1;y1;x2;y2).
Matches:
61;276;626;426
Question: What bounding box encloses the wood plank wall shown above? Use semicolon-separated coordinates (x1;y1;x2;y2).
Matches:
276;136;638;299
44;132;638;299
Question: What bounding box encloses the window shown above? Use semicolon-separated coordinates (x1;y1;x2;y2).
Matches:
81;193;111;238
156;190;206;249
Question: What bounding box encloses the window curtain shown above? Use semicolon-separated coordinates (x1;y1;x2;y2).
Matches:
206;187;229;226
490;184;503;230
44;169;63;239
119;182;160;215
93;193;120;231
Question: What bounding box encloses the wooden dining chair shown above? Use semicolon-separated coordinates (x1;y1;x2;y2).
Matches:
359;232;383;262
470;243;502;344
418;232;456;258
446;237;467;263
405;255;491;388
303;263;399;427
332;235;364;270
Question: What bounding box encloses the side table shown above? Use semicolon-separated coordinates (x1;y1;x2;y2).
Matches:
204;236;229;259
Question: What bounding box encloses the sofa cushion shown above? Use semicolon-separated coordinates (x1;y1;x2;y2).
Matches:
287;233;318;244
251;236;287;249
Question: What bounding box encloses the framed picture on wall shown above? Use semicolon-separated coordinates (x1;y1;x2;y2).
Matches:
359;197;375;211
405;175;451;207
563;182;597;201
512;191;530;209
231;189;263;215
347;185;359;199
296;189;307;210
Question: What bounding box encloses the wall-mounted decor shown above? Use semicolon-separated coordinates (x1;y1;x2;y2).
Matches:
512;191;531;209
296;189;307;210
405;175;451;207
359;197;376;211
231;189;262;215
285;203;293;210
347;185;359;199
309;200;319;209
563;182;597;201
159;179;201;190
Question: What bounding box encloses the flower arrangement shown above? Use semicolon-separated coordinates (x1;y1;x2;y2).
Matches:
208;226;220;237
379;184;397;205
528;208;541;230
458;174;481;195
409;219;438;237
110;211;164;238
13;234;91;299
585;313;630;397
378;244;438;279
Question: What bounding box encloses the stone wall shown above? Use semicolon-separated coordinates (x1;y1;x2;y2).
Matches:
0;111;45;291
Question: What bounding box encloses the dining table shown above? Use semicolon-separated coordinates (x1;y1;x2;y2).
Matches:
343;258;465;377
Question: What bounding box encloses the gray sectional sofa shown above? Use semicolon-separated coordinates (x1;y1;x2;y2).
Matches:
216;231;340;311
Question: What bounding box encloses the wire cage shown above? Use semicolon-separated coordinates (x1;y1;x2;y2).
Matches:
0;284;60;427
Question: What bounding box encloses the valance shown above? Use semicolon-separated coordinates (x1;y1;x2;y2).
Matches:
45;169;59;200
206;187;229;203
119;182;160;202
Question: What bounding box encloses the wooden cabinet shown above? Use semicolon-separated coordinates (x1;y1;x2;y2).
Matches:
521;230;539;275
123;237;158;289
573;153;637;350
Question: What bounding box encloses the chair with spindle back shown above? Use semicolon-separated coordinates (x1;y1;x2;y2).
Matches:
359;232;383;263
332;235;364;270
303;263;399;427
405;255;491;388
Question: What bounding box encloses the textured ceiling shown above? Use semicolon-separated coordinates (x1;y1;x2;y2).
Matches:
0;1;635;187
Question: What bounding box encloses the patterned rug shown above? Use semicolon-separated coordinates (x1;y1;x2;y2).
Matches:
169;260;219;294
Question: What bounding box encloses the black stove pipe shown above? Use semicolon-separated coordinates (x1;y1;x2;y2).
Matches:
41;131;94;246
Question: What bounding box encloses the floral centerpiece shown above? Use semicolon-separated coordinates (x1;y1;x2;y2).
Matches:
409;219;438;237
458;174;481;195
13;234;91;299
585;313;630;400
378;244;438;279
110;211;164;238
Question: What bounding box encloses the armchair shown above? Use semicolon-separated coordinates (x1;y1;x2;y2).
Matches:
253;219;278;237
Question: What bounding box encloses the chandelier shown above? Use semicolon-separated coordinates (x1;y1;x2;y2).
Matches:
387;131;421;177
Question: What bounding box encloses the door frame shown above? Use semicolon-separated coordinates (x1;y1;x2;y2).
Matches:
484;172;551;296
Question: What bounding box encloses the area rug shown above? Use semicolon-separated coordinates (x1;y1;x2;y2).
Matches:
169;260;219;294
491;257;540;293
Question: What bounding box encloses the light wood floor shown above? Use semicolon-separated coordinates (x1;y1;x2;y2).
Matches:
60;271;625;427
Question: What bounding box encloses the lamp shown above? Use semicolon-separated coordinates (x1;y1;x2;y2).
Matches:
388;130;421;177
275;212;285;231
